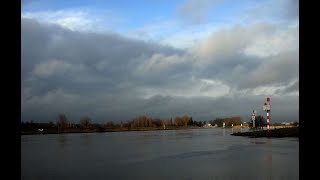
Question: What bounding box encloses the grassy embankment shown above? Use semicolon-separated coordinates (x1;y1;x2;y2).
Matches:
231;127;299;138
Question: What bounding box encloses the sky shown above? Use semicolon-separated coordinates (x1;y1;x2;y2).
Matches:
21;0;299;123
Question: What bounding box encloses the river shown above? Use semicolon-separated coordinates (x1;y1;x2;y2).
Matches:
21;128;299;180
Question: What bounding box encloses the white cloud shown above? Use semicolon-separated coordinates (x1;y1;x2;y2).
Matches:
125;20;180;41
188;22;298;82
139;77;230;99
189;24;253;65
243;24;299;57
158;24;217;49
135;53;189;75
198;78;230;97
21;8;123;32
126;20;217;49
251;85;285;96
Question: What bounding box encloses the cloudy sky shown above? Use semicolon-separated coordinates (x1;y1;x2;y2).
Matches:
21;0;299;123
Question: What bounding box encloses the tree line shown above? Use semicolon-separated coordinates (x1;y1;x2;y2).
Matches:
21;114;211;132
208;116;242;127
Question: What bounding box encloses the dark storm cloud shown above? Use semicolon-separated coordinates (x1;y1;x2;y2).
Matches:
22;18;190;122
22;18;184;96
21;17;298;123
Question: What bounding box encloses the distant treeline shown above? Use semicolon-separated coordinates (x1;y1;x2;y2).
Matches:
21;114;213;132
208;116;242;127
25;113;297;133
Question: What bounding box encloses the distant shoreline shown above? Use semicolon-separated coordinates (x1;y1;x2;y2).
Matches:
20;126;206;135
21;126;298;136
231;127;299;138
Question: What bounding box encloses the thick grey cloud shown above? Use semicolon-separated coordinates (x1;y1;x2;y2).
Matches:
190;23;299;90
21;18;298;123
22;18;183;95
275;80;299;95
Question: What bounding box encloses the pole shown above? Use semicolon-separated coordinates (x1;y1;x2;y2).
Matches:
251;110;256;130
265;98;271;132
267;110;270;132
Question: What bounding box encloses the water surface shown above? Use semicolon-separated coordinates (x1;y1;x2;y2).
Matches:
21;128;299;180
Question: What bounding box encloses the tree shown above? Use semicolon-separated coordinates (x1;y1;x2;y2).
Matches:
105;121;115;129
49;121;55;127
255;115;266;128
120;121;124;129
187;117;194;126
57;114;67;130
80;116;91;128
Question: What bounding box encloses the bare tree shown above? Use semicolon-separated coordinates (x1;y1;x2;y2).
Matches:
56;114;68;133
80;116;91;128
57;114;67;130
105;121;115;129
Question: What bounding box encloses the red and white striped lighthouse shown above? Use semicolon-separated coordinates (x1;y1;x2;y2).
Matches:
263;97;271;132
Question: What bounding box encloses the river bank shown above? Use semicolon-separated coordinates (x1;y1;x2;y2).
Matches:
231;127;299;138
20;126;205;135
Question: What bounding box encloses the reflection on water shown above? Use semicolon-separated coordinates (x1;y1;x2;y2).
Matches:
21;128;299;180
266;138;272;180
81;134;92;146
57;134;67;147
250;138;265;144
